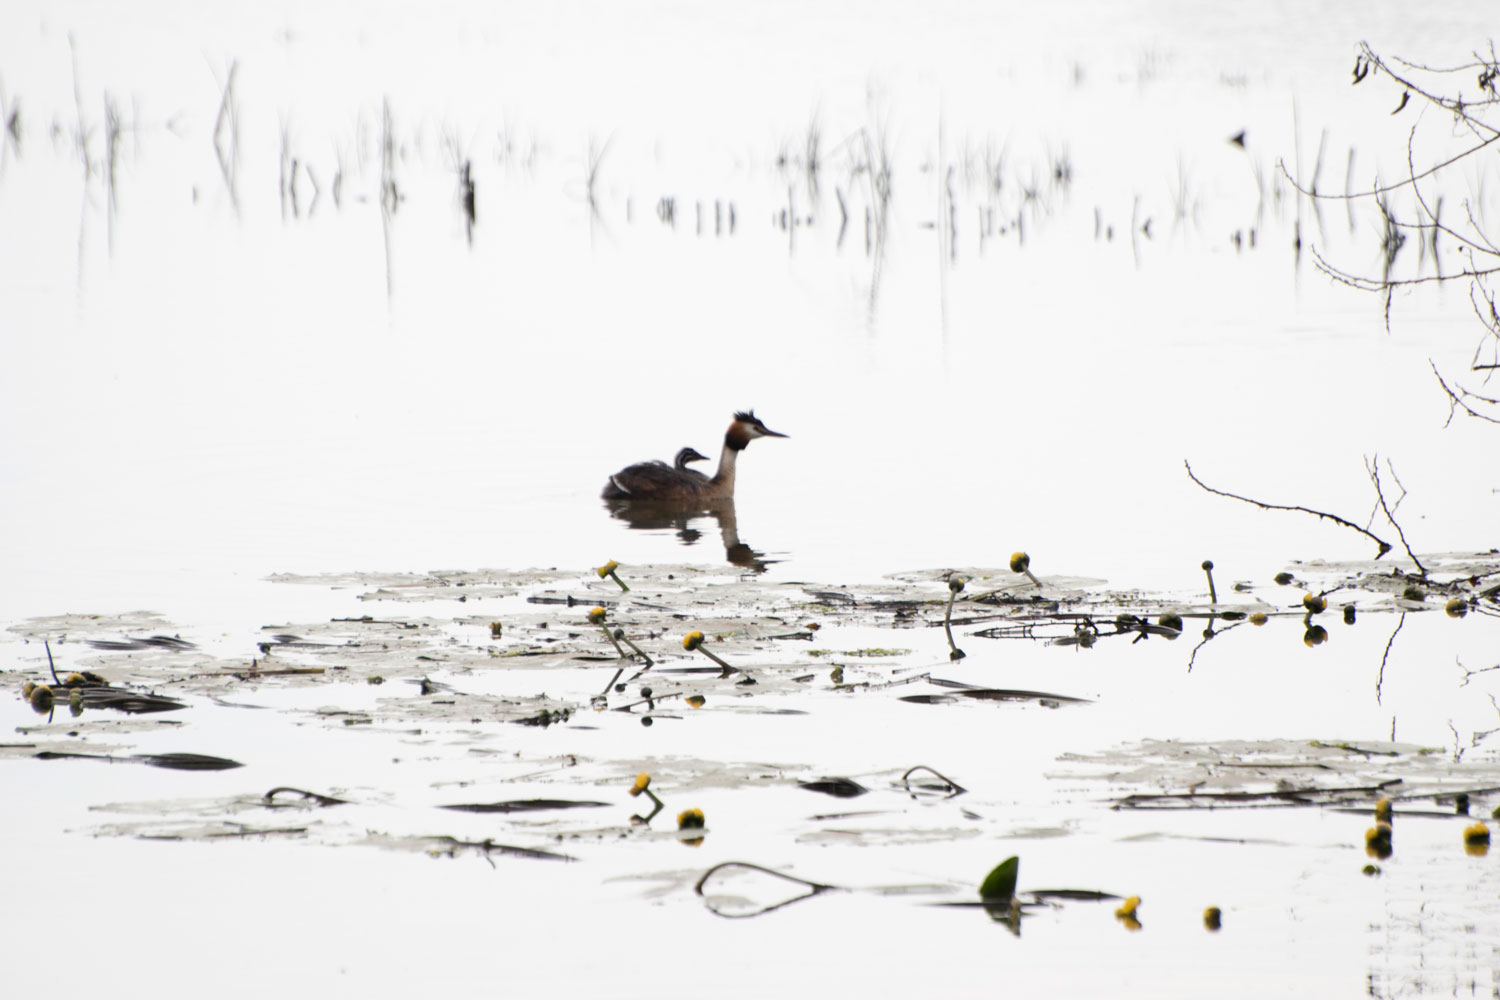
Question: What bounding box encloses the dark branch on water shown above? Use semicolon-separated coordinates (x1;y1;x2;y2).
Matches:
1183;460;1392;558
1365;455;1427;578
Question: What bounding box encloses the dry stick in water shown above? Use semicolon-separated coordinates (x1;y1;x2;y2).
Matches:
1365;455;1428;578
1183;460;1392;558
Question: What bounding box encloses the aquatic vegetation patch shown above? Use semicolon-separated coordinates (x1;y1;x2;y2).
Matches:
4;555;1499;946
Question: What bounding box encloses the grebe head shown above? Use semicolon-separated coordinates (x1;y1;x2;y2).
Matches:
726;410;789;451
674;446;710;469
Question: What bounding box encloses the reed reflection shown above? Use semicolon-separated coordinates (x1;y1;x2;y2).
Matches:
603;498;777;573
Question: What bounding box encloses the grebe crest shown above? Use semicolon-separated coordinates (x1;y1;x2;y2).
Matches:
602;411;788;501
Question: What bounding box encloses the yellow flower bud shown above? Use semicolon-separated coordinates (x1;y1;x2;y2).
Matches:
683;630;705;651
1365;822;1393;859
28;684;54;713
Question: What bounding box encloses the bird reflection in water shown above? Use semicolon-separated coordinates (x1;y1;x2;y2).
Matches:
603;498;777;573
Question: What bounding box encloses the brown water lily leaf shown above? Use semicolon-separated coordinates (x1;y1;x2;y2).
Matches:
900;687;1089;705
798;777;869;798
34;750;243;771
439;798;611;813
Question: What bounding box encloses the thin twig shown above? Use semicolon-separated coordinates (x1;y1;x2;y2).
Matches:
1431;360;1500;425
1184;461;1392;557
1365;455;1427;577
1375;614;1404;705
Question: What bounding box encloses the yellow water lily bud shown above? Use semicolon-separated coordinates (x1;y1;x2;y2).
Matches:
28;684;54;713
1302;593;1326;613
1445;598;1467;618
588;606;607;625
683;630;705;651
1202;906;1221;931
677;807;705;830
1009;552;1030;574
1365;822;1393;859
629;772;650;797
1250;612;1268;626
597;559;630;592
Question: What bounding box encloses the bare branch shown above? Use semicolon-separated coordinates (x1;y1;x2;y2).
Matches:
1431;360;1500;425
1183;461;1393;558
1310;246;1500;291
1406;123;1495;259
1375;614;1404;705
1360;41;1500;136
1365;455;1427;577
1277;134;1500;203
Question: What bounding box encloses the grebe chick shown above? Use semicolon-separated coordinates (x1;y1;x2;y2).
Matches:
602;411;788;501
674;447;710;471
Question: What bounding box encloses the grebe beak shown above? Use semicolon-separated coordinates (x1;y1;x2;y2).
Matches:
759;424;788;438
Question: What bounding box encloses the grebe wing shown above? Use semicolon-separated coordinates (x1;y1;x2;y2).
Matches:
600;460;705;500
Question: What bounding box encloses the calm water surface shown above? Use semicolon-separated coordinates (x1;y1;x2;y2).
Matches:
2;2;1499;996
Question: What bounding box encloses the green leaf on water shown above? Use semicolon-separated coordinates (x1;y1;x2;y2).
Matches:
979;856;1019;900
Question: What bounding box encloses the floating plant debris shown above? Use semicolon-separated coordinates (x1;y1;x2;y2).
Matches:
34;751;244;771
798;777;870;798
439;799;611;814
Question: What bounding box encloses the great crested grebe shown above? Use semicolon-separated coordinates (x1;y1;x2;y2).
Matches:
601;411;788;501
